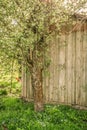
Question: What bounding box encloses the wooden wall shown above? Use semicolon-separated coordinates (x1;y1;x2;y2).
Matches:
22;23;87;107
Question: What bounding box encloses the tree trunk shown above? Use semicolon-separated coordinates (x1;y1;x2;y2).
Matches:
30;46;44;112
31;66;44;112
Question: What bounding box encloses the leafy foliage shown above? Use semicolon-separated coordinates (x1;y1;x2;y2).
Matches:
0;0;86;68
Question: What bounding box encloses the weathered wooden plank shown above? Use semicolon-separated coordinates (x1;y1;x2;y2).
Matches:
22;66;27;98
49;39;54;101
57;36;60;103
72;32;76;105
43;59;50;103
64;34;68;104
84;23;87;106
26;71;30;99
29;76;33;100
58;35;66;103
79;29;85;106
44;75;49;102
67;33;72;104
55;35;60;103
75;27;82;105
52;35;59;101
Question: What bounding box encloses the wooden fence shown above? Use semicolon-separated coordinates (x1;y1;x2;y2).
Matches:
22;22;87;107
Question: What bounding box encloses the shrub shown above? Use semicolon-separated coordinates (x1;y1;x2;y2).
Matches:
0;89;7;96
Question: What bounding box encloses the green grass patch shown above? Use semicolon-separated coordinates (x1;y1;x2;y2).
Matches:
0;97;87;130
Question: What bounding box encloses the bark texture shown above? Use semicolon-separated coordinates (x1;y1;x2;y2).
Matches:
30;45;44;112
31;67;44;111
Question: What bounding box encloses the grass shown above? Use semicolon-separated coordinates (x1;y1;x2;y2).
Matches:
0;96;87;130
0;74;87;130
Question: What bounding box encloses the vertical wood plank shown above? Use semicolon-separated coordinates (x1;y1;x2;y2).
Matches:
58;35;66;103
81;28;86;106
64;34;68;104
84;23;87;106
56;35;60;103
79;29;85;106
72;32;76;105
49;40;54;102
26;71;29;99
76;27;82;105
52;35;59;101
22;66;27;98
67;33;73;104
